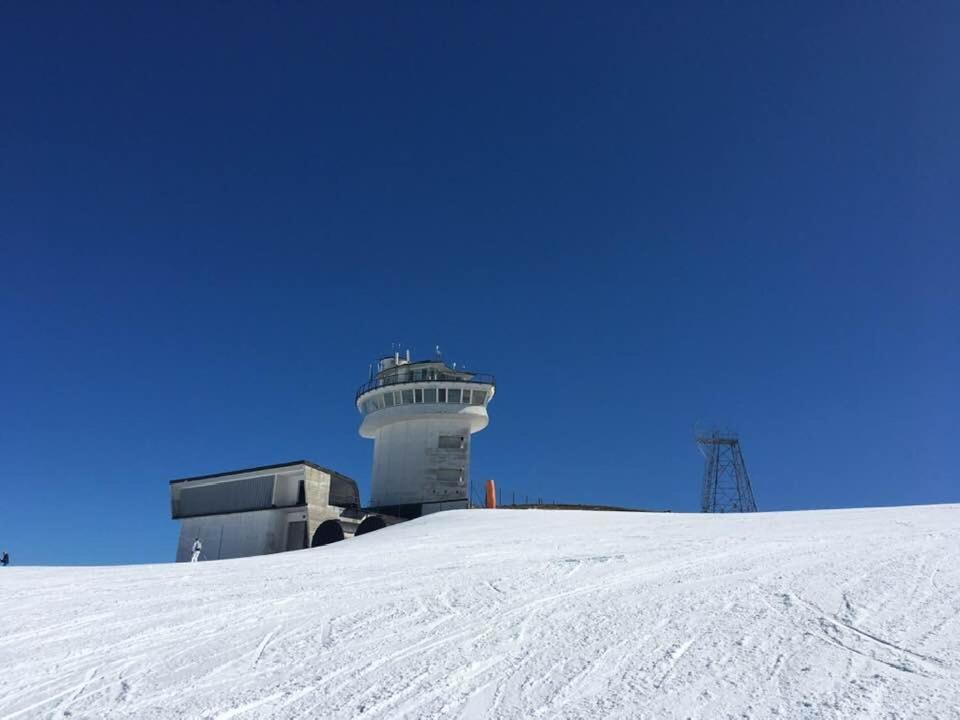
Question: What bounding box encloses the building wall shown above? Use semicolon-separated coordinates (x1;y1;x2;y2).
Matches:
303;466;362;540
369;417;472;507
171;462;363;560
304;466;334;541
171;466;307;519
421;500;470;515
273;470;303;506
175;507;308;561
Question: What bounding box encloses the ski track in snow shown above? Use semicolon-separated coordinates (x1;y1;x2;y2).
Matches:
2;506;960;719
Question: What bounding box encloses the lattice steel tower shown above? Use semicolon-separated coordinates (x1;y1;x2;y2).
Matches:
697;432;758;513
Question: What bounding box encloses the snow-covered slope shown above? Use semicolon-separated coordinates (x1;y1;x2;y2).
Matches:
1;505;959;719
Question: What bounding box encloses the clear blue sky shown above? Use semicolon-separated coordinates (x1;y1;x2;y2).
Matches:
1;4;957;565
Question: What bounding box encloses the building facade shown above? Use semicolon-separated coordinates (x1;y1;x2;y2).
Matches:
357;353;495;518
169;461;362;561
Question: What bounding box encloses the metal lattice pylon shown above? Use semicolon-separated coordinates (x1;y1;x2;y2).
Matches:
697;432;758;513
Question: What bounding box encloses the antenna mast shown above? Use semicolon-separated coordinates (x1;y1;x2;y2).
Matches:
696;431;758;513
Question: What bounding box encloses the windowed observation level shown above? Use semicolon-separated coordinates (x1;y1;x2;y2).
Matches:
356;355;496;436
357;376;495;416
357;352;495;518
356;360;494;413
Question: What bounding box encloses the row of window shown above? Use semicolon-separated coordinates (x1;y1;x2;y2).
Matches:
362;386;488;414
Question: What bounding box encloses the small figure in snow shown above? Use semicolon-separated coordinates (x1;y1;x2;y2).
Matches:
190;538;202;563
0;551;8;567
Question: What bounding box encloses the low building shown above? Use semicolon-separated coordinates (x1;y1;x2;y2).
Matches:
169;460;367;562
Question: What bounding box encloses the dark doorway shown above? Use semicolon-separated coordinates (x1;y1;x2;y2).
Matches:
311;519;344;547
355;515;387;536
286;521;307;551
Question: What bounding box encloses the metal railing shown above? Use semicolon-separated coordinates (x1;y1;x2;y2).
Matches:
356;372;495;401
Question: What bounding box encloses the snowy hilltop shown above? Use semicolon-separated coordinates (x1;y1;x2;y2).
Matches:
1;505;959;719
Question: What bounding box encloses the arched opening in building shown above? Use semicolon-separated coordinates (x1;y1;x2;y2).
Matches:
355;515;387;537
311;520;344;547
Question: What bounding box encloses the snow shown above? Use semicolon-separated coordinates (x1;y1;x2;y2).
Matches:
1;505;959;719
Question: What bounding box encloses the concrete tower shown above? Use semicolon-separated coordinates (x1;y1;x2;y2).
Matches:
357;351;495;518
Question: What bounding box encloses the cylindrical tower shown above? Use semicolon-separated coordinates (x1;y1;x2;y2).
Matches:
356;352;495;517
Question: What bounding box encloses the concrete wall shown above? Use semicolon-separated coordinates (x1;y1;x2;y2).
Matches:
302;466;362;541
304;466;335;542
175;507;309;561
171;466;306;519
273;469;303;506
171;462;364;560
421;499;469;515
369;417;472;507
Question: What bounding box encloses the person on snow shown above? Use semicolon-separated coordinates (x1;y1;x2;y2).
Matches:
0;551;8;566
190;538;202;563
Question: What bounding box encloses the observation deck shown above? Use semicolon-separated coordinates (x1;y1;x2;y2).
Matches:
356;358;495;411
356;357;495;437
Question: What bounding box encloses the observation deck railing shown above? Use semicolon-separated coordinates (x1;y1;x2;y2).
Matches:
356;372;495;401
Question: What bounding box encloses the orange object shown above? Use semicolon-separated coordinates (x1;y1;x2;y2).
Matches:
484;479;497;509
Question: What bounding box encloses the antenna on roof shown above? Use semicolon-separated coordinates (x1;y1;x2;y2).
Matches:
435;345;442;360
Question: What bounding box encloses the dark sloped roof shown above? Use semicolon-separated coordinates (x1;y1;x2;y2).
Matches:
169;460;349;485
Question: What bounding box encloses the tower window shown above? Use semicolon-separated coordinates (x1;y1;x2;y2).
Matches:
439;435;465;449
402;389;414;404
424;388;437;403
383;392;395;407
471;390;486;405
447;389;461;403
437;388;447;403
414;388;423;403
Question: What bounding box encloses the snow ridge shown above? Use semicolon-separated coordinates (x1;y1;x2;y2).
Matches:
1;505;958;719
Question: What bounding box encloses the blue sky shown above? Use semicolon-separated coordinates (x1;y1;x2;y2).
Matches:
1;4;957;565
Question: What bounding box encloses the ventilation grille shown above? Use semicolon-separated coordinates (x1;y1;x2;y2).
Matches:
176;475;275;518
